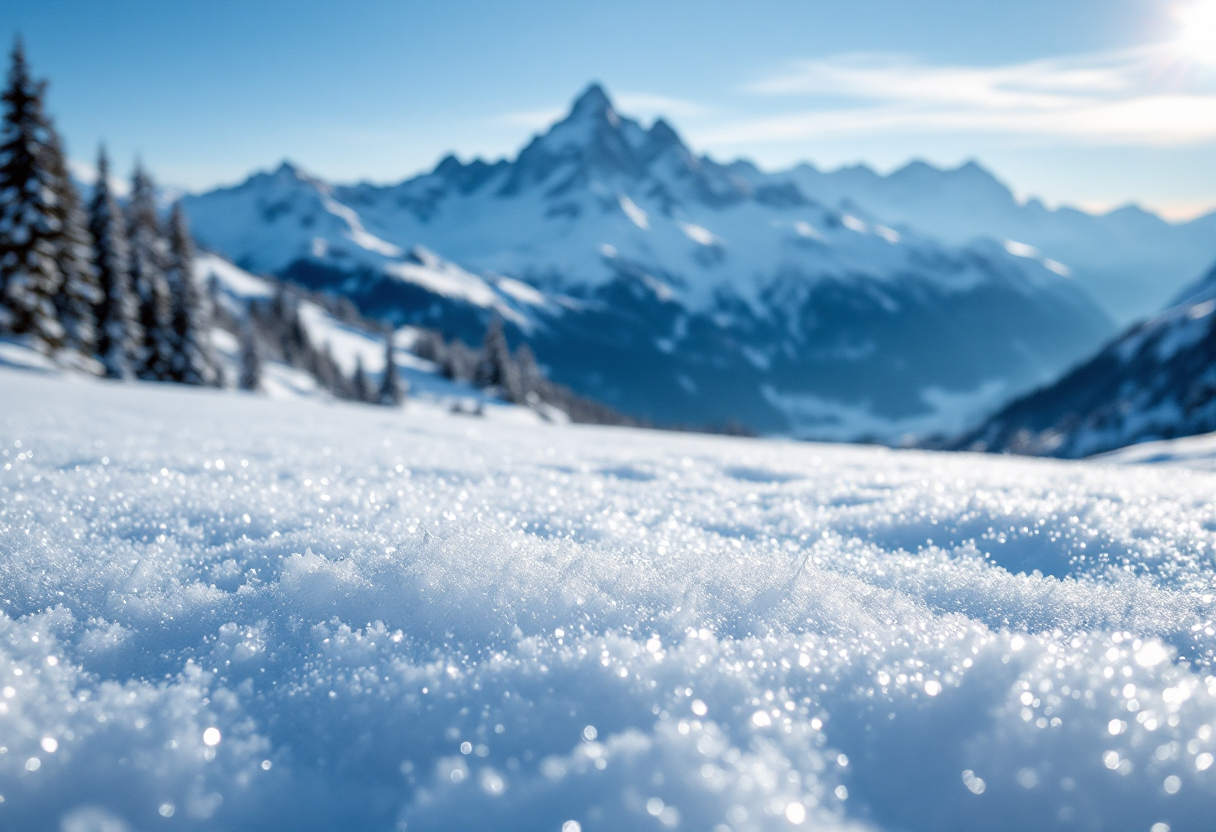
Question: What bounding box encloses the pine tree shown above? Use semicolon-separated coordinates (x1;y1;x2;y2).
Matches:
477;315;522;401
45;133;98;353
127;163;173;379
271;283;310;368
89;147;141;378
441;339;478;382
238;320;261;391
165;201;213;384
0;40;63;349
412;329;447;365
315;341;338;393
515;342;542;404
378;331;406;406
352;355;372;402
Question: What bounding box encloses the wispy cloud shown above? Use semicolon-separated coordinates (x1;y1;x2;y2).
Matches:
713;46;1216;147
496;107;567;130
613;92;710;120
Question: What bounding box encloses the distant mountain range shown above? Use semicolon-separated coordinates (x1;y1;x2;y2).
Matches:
180;83;1208;441
779;161;1216;327
949;267;1216;458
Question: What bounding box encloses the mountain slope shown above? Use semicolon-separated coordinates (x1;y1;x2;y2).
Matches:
950;266;1216;458
781;159;1216;325
183;84;1115;441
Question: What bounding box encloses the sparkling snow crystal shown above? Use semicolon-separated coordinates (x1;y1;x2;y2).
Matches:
0;369;1214;830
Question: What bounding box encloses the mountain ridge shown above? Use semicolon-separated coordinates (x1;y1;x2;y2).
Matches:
949;264;1216;458
190;81;1216;324
182;83;1122;440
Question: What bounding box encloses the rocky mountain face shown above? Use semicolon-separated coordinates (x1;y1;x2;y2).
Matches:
950;268;1216;457
183;84;1118;440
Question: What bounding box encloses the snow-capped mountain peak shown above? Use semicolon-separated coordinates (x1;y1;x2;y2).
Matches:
504;83;703;193
247;159;330;195
183;83;1117;441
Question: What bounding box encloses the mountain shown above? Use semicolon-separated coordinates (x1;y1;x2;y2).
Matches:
950;266;1216;458
183;84;1116;441
776;159;1216;326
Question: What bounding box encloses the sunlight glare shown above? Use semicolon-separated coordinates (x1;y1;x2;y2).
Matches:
1177;0;1216;64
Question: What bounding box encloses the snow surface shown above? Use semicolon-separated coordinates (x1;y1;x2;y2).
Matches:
1099;431;1216;472
1;369;1215;831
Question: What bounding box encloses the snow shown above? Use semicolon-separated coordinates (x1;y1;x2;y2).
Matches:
762;380;1011;444
194;254;272;301
179;94;1115;444
618;195;650;231
1004;240;1040;259
191;253;518;412
792;221;827;242
0;338;57;373
2;368;1215;831
788;160;1216;324
185;113;1083;321
1005;240;1073;278
1099;431;1216;471
679;223;720;246
841;215;867;233
495;276;548;307
319;195;404;259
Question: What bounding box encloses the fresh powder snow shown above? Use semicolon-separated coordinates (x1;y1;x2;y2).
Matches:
1;369;1215;831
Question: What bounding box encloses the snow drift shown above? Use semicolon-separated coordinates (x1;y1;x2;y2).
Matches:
0;369;1214;831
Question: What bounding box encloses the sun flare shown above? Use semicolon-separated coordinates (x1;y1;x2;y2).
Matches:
1177;0;1216;63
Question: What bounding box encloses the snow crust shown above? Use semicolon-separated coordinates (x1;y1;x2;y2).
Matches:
1;370;1215;831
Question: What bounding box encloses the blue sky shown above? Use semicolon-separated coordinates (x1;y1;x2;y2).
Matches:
6;0;1216;217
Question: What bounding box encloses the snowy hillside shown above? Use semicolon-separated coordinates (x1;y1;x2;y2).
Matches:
183;85;1114;442
0;250;538;421
952;264;1216;458
2;369;1215;831
1099;430;1216;471
195;251;533;412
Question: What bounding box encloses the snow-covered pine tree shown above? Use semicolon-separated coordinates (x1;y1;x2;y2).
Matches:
238;320;261;391
271;284;310;368
165;201;213;384
314;341;338;393
514;342;542;404
88;147;141;378
127;163;174;379
412;329;446;365
352;355;372;402
378;331;406;407
0;40;64;349
441;339;478;382
476;314;522;401
46;133;99;354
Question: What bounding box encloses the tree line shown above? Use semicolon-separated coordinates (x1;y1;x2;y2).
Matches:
233;283;404;406
414;316;642;426
0;40;638;425
0;41;217;383
0;41;409;406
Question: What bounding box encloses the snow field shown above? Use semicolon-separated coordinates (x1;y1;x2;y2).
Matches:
1;370;1215;831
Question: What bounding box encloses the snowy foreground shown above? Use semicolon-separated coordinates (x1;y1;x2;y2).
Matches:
1;371;1215;832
